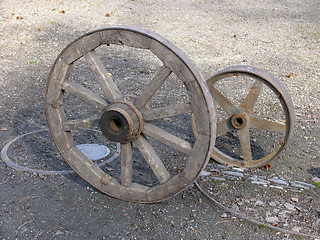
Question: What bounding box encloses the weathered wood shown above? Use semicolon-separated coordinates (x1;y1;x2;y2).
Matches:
149;39;195;86
121;143;133;187
46;26;215;202
216;119;230;136
100;181;149;202
100;29;152;48
134;135;171;184
64;146;106;186
62;81;108;110
146;173;190;202
134;65;171;110
62;116;99;131
46;59;72;104
60;32;101;64
250;116;286;133
237;128;253;163
84;50;122;102
184;134;210;181
187;80;212;135
142;122;192;155
46;105;75;153
141;103;192;121
211;86;236;116
240;80;263;114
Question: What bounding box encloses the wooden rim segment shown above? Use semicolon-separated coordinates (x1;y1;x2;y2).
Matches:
45;26;216;202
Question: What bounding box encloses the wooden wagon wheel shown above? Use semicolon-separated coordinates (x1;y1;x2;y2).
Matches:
45;26;216;202
193;66;294;168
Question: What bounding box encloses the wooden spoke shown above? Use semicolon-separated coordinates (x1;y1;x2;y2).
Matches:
240;80;263;114
84;50;122;102
134;135;171;184
250;116;286;133
211;86;237;116
216;119;230;136
121;143;133;187
62;81;108;109
142;122;192;155
237;128;253;164
141;103;192;121
62;116;99;131
134;65;172;110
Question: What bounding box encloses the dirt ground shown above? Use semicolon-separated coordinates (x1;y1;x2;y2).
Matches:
0;0;319;239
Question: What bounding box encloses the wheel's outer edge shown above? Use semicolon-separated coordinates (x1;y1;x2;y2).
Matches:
206;65;295;168
45;25;216;202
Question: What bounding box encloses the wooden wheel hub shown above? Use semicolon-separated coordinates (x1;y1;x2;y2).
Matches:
231;112;247;130
100;101;143;143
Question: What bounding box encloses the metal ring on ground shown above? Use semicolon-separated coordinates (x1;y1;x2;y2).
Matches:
1;129;120;175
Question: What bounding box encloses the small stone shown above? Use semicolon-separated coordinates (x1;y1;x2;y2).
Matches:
269;201;277;207
231;204;240;212
266;216;279;224
292;226;302;232
284;203;296;211
273;208;280;213
221;213;228;218
291;197;299;202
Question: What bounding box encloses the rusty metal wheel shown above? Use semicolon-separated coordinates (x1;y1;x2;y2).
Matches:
45;26;216;202
193;66;294;168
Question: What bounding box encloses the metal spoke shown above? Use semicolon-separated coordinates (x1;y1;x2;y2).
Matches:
62;116;99;131
216;119;230;136
142;122;192;155
84;50;122;102
134;65;172;110
211;86;237;116
121;143;133;187
240;80;263;114
141;103;192;121
134;135;171;184
62;80;108;109
237;128;253;164
250;116;286;133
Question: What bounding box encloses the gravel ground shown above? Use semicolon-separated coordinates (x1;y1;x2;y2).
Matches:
1;0;319;239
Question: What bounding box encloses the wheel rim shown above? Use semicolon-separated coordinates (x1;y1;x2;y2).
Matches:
45;26;216;202
194;65;294;168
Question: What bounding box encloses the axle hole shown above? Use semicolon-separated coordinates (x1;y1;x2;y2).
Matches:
110;117;122;131
235;118;243;126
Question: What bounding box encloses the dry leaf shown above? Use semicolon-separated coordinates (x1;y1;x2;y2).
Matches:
261;163;272;170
